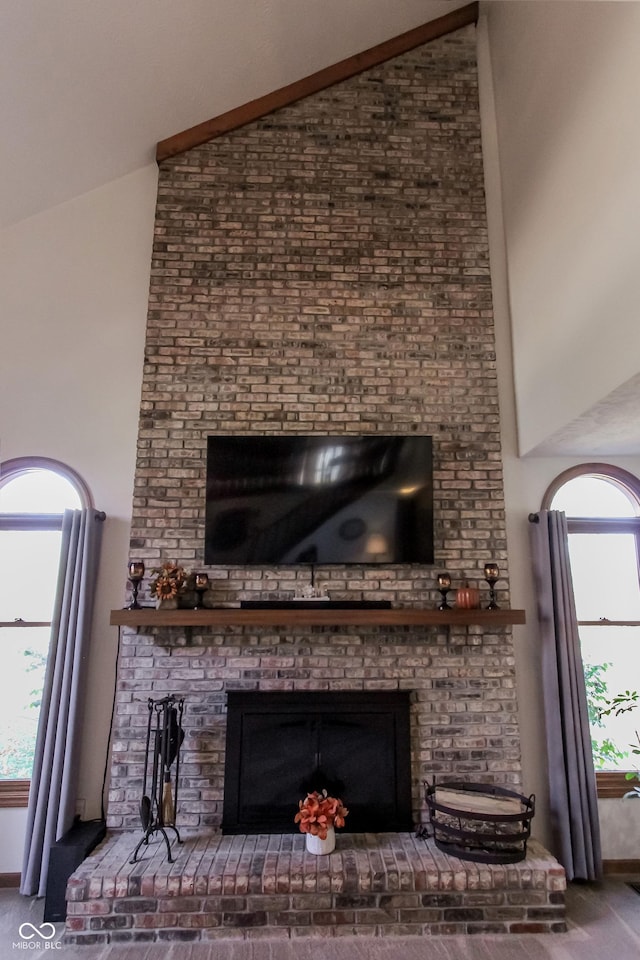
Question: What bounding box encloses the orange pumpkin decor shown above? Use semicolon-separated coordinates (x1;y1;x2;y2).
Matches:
455;582;481;609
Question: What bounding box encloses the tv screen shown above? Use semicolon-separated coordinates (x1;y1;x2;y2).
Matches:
204;435;434;565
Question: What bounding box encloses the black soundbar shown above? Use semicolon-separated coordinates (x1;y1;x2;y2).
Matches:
240;599;392;609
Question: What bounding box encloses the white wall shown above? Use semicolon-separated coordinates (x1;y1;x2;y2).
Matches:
0;165;158;870
0;809;28;874
480;4;640;861
599;799;640;861
486;1;640;456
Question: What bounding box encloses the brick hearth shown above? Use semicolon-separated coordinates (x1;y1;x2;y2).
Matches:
64;832;566;944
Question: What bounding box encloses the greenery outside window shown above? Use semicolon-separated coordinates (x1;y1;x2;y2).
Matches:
0;458;88;807
543;464;640;798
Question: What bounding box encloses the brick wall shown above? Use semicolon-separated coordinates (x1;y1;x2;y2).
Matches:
108;24;522;831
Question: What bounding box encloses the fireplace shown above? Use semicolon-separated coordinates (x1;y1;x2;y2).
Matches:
222;690;413;834
62;25;572;944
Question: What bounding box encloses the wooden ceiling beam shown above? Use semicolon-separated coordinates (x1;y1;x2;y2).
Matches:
156;2;479;162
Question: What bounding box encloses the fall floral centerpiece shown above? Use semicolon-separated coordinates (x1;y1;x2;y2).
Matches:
150;562;187;606
295;790;348;853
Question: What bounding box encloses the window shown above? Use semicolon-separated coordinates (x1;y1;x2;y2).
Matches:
0;458;90;807
543;464;640;798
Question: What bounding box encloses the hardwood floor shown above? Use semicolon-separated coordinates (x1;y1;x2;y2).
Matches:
1;878;639;959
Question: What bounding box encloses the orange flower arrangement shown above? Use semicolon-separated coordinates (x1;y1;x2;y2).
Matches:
150;562;186;601
294;789;349;840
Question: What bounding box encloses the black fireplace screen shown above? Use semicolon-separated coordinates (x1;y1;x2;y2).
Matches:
222;690;413;834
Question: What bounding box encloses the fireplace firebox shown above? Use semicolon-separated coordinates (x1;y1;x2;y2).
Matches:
222;690;413;834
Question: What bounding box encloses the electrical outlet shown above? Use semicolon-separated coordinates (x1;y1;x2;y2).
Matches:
75;797;86;820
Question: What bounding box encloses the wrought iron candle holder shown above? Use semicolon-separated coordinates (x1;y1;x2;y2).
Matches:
436;573;452;610
484;562;500;609
194;572;209;609
127;560;145;610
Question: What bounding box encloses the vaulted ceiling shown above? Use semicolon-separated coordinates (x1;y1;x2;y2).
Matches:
0;0;469;229
4;1;640;457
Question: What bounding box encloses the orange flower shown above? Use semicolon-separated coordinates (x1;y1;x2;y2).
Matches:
155;579;178;599
150;561;186;600
294;790;349;839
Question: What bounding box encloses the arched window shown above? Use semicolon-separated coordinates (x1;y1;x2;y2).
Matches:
543;464;640;797
0;458;90;806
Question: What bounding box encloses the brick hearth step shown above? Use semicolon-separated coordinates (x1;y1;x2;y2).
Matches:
64;832;566;944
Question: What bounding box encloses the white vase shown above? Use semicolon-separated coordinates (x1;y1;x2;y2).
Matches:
305;826;335;855
156;597;178;610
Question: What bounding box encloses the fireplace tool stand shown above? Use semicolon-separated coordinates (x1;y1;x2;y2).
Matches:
130;695;185;864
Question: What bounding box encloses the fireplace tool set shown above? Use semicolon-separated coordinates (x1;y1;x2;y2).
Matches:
130;695;185;864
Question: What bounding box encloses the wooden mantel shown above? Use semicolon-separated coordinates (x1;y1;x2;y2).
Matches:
110;607;525;629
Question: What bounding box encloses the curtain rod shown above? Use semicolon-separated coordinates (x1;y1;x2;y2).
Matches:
95;510;106;521
528;513;540;523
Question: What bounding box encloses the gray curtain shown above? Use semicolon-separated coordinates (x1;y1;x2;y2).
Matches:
530;509;602;881
20;508;103;897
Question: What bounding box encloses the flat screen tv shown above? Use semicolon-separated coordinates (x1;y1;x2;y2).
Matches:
204;435;434;565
